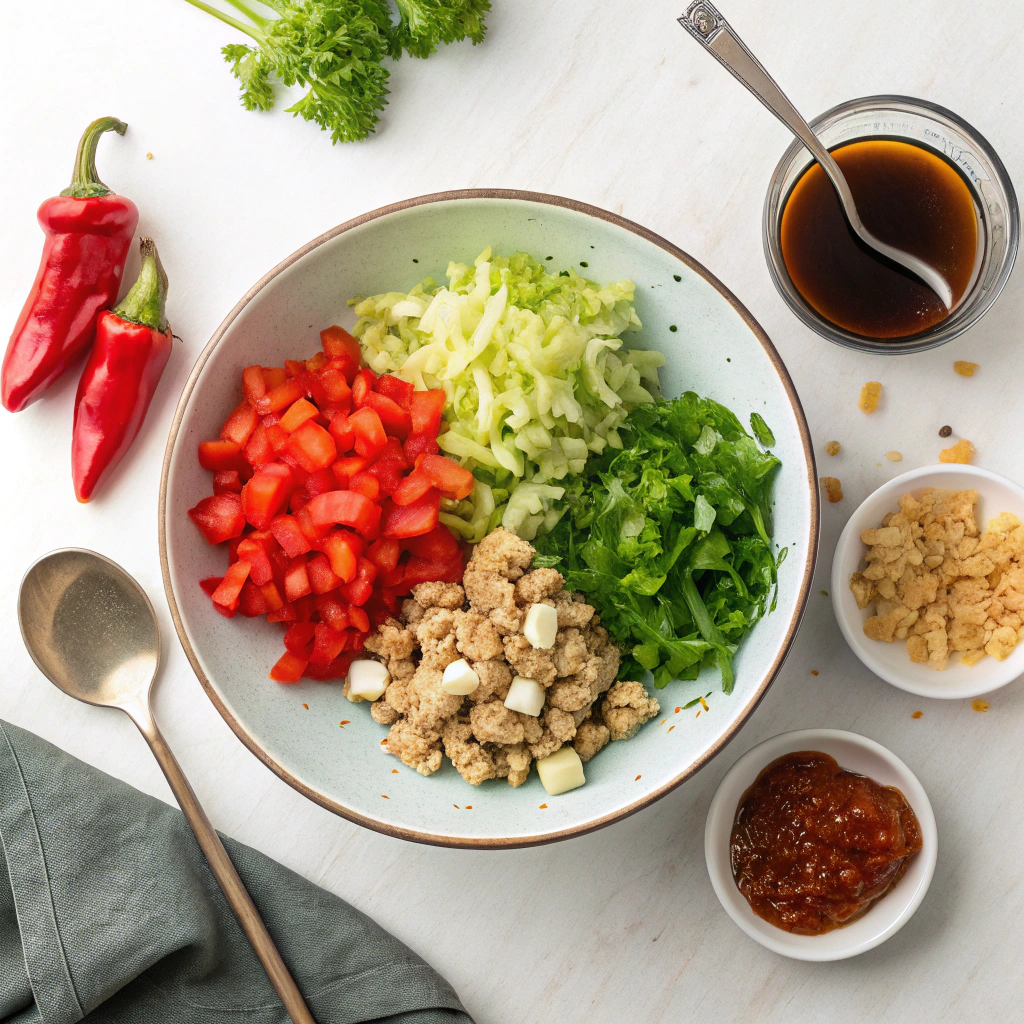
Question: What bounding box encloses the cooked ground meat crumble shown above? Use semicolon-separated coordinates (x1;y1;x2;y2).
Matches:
354;529;660;786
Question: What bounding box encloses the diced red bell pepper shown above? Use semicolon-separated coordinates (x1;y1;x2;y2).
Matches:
363;390;410;438
332;456;369;488
340;577;373;607
404;433;440;462
304;467;337;498
302;651;357;681
262;366;288;390
418;454;475;500
322;530;361;582
285;420;337;473
283;622;317;659
296;369;329;408
348;605;370;632
189;494;246;545
306;351;329;374
409;389;446;436
348;407;387;459
211;560;251;608
349;471;380;502
367;537;401;572
376;374;415;409
328;413;355;453
242;365;267;406
279;398;319;434
320;326;362;381
278;452;310;487
267;602;296;624
402;553;464;587
307;552;342;594
318;365;352;407
392;466;433;506
270;651;307;683
238;581;270;617
220;400;259;446
199;577;222;597
257;377;304;416
243;424;273;468
307;490;381;538
381;490;440;538
242;463;294;529
270;515;311;558
315;594;349;632
199;440;245;472
265;423;290;454
285;359;306;378
284;556;312;602
310;623;347;664
404;524;461;561
236;535;275;586
351;368;377;408
260;581;285;612
294;505;330;544
213;469;243;495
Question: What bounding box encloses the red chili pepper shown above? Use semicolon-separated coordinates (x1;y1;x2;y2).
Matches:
71;238;173;502
2;118;138;412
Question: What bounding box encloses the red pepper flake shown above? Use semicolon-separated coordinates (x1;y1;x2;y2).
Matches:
811;670;819;677
674;707;681;714
659;719;667;726
539;803;548;809
634;774;642;781
465;805;473;809
453;804;460;809
695;711;701;718
381;794;389;799
667;725;675;733
302;703;309;709
391;768;399;774
339;720;350;727
911;711;923;719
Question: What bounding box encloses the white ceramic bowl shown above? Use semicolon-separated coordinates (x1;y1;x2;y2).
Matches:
832;464;1024;699
159;190;818;848
705;728;937;961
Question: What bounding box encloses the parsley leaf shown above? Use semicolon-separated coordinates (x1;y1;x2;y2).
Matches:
534;393;784;694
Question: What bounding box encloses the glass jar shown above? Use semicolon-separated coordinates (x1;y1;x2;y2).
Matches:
763;95;1019;354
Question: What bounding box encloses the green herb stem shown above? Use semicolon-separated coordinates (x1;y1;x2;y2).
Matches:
181;0;261;39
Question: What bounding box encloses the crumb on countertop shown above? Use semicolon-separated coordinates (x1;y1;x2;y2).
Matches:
825;440;841;456
954;361;979;377
940;439;976;464
859;382;882;413
821;476;844;503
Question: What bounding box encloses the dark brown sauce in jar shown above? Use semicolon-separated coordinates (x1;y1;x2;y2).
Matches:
730;751;923;935
780;139;979;339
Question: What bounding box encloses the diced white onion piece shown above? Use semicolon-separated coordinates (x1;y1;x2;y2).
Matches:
523;603;558;649
503;675;546;717
347;660;390;702
441;658;480;695
536;746;586;796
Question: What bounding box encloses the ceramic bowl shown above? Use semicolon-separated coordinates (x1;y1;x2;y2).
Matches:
705;728;937;961
832;464;1024;699
160;190;818;848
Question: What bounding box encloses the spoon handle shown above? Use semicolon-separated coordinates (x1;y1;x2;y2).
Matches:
127;704;317;1024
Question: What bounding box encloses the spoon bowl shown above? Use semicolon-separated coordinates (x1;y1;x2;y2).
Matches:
19;549;160;710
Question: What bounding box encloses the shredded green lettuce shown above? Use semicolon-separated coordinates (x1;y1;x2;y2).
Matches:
534;393;785;694
350;249;665;540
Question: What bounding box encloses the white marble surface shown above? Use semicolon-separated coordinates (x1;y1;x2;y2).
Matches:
2;1;1022;1020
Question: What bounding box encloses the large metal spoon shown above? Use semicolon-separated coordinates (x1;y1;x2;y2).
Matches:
18;549;316;1024
678;1;954;309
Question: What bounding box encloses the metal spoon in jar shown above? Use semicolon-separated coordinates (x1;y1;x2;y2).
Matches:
18;548;317;1024
678;1;954;309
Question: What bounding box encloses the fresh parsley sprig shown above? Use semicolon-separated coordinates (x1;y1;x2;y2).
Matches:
183;0;490;143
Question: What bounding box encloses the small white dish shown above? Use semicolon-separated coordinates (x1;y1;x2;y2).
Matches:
831;464;1024;699
705;729;937;961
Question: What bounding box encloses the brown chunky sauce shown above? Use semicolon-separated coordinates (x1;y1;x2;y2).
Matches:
780;138;979;339
730;751;923;935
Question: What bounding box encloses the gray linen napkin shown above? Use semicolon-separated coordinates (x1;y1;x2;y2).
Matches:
0;720;471;1024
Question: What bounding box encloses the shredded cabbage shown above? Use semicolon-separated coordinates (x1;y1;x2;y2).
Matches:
350;249;665;540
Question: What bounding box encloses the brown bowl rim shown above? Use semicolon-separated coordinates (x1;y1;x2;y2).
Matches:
158;188;820;849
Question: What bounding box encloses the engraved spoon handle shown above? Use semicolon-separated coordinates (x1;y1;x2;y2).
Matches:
678;1;953;308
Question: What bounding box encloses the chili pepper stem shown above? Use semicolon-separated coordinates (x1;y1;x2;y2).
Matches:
60;118;128;200
114;239;170;333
